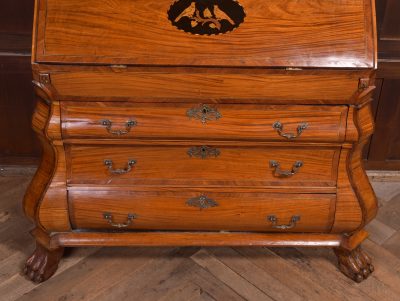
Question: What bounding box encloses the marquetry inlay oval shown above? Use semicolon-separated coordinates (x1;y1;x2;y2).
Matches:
168;0;246;35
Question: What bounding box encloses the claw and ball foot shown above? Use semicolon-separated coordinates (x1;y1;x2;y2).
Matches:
23;243;64;283
334;246;374;282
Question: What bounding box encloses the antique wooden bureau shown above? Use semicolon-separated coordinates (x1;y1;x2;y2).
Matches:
24;0;378;283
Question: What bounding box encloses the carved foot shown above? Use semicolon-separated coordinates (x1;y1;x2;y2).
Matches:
23;243;64;283
334;246;374;283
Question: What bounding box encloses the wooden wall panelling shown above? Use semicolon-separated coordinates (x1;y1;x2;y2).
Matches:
0;0;34;53
366;77;400;169
377;0;400;59
363;0;400;170
0;0;39;163
0;56;39;161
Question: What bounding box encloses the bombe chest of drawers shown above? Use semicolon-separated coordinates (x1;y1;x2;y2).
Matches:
24;0;378;283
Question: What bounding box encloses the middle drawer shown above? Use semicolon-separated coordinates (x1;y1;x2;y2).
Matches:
66;145;340;187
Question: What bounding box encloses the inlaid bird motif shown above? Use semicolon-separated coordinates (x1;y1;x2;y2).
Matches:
174;2;197;23
173;0;236;30
214;4;235;25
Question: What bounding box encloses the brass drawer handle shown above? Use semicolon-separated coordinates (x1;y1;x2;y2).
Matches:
186;195;218;209
272;121;308;140
267;215;301;230
187;104;221;124
103;212;136;228
100;119;137;136
188;146;220;159
269;160;303;177
104;159;136;175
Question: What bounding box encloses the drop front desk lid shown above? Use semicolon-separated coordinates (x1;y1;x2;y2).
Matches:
33;0;376;68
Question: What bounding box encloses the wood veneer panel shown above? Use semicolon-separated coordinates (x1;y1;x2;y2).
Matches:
62;103;347;142
50;70;363;103
69;190;336;232
35;0;374;68
66;145;340;188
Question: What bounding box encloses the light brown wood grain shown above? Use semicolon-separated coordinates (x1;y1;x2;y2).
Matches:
52;231;343;248
23;98;51;221
350;103;378;228
69;190;336;232
50;69;364;103
37;102;70;232
332;148;363;233
66;145;340;188
61;102;348;142
23;83;70;232
34;0;374;68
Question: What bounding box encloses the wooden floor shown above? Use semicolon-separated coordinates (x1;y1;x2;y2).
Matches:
1;172;400;301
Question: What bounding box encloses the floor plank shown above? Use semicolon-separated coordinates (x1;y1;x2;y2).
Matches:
298;245;400;301
365;219;397;245
189;265;247;301
376;193;400;230
208;247;303;301
234;246;343;301
1;247;98;301
90;248;198;301
191;249;273;301
16;247;174;301
271;247;374;301
382;232;400;260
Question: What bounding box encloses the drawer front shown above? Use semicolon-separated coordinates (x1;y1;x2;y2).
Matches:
69;190;336;232
51;70;366;104
67;145;340;187
62;103;347;142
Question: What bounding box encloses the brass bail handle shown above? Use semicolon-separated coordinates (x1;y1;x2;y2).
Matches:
272;121;308;140
269;160;303;177
103;213;136;228
100;119;137;136
267;215;301;230
104;159;136;175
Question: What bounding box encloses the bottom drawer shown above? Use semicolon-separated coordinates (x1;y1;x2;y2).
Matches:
69;190;336;233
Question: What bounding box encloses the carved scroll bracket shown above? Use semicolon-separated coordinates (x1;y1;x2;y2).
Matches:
350;77;376;105
32;73;58;104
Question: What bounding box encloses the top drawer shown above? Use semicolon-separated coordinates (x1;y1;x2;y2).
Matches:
61;103;348;142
